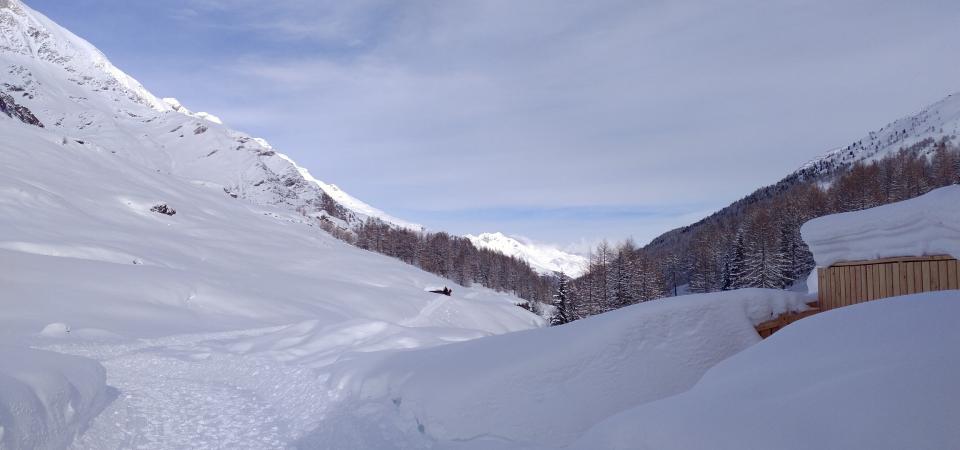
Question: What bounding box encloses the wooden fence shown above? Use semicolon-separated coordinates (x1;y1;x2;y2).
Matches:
817;255;960;311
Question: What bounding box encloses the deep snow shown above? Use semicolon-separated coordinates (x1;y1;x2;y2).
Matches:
0;347;113;449
308;289;809;448
574;291;960;450
802;185;960;268
2;0;957;448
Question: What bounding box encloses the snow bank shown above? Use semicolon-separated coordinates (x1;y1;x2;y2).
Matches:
801;185;960;268
306;289;808;448
575;291;960;450
0;346;114;449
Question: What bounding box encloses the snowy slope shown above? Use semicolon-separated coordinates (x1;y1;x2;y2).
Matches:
466;232;587;276
311;289;808;448
797;93;960;177
0;1;541;447
0;0;419;231
575;291;960;450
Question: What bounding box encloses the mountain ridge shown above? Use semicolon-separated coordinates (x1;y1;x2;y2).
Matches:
0;0;420;231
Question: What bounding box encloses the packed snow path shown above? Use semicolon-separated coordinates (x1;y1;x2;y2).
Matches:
41;328;334;450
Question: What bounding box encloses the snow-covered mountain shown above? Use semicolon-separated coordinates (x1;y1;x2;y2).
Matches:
0;2;541;446
466;232;587;277
0;0;419;231
796;93;960;179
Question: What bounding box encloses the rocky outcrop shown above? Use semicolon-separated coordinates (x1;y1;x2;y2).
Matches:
0;91;42;126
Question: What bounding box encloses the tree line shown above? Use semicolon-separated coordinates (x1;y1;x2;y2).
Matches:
318;216;553;309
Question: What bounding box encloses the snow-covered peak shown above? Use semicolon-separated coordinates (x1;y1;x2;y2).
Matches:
466;232;587;277
797;93;960;177
0;0;168;111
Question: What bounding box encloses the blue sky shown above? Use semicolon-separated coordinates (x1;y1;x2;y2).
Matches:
28;0;960;252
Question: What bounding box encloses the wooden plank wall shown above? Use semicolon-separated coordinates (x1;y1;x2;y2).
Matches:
817;256;959;311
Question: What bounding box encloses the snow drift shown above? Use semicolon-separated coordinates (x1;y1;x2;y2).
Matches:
801;185;960;268
308;289;808;448
0;346;114;450
574;290;960;450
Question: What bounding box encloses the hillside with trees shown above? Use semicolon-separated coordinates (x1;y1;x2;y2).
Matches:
562;139;959;321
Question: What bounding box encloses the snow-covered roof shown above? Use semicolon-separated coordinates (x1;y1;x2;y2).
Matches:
801;185;960;268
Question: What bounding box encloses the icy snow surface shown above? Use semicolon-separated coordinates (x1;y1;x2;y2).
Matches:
574;291;960;450
801;185;960;268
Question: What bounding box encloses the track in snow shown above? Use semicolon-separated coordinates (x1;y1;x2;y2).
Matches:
41;329;334;450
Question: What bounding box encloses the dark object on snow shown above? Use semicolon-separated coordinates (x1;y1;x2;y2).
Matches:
0;92;43;127
151;203;176;216
429;287;453;296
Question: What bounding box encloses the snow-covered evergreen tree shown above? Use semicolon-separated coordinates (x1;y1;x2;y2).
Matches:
551;270;570;326
725;229;748;290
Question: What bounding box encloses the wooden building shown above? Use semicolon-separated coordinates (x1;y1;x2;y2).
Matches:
816;255;960;311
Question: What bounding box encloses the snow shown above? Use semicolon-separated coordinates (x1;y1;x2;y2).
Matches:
0;1;542;446
3;1;953;448
574;290;960;450
465;232;587;276
801;185;960;268
313;289;808;448
0;346;114;449
0;116;543;445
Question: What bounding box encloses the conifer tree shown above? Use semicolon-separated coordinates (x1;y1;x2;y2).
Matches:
551;270;570;326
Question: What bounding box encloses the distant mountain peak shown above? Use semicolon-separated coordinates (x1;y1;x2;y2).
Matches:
466;232;586;277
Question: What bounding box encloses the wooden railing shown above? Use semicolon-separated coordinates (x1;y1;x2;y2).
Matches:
817;255;959;311
755;305;821;338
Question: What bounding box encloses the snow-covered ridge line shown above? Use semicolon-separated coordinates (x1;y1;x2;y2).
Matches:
796;92;960;175
0;0;168;111
0;0;417;231
466;231;587;276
